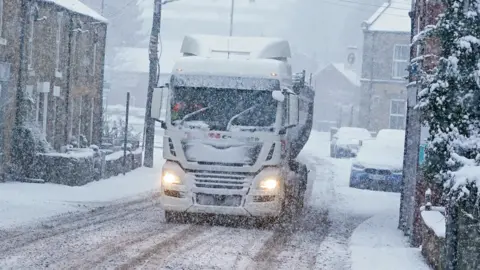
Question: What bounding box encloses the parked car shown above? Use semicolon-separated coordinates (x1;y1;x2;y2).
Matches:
330;127;372;158
349;135;405;192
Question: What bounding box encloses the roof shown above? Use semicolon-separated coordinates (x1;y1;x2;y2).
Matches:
42;0;107;22
181;34;291;59
364;0;411;33
172;56;291;79
314;63;360;87
112;40;183;73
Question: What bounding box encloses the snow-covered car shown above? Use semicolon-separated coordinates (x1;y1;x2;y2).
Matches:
349;135;405;192
330;127;372;158
375;129;406;145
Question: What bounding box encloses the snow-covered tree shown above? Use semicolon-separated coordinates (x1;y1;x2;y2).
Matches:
417;0;480;198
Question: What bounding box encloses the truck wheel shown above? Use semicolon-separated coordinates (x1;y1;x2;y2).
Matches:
278;192;301;231
164;211;185;223
164;211;175;223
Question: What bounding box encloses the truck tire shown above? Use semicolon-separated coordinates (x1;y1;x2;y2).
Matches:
297;164;308;210
278;188;302;231
164;211;185;223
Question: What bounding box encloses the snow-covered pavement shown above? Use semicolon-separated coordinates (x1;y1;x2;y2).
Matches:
0;150;164;229
0;131;429;269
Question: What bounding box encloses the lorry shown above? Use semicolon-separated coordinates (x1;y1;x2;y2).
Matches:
151;34;315;224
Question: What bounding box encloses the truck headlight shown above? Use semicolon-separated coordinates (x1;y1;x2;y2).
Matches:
259;177;279;190
162;171;181;185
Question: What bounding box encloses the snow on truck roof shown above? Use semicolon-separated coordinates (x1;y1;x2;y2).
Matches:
172;56;292;79
42;0;107;22
181;34;291;60
363;0;410;33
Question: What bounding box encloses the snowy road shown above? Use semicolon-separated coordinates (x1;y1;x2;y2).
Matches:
0;197;335;269
0;132;401;269
0;186;338;269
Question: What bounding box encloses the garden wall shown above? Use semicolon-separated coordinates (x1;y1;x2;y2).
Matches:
421;209;446;270
30;148;143;186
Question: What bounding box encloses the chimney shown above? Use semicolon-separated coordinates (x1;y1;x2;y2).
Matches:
345;46;358;71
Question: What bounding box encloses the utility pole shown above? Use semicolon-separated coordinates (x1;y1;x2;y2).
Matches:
11;0;32;179
229;0;235;36
15;0;30;128
101;0;105;15
143;0;162;168
399;0;422;246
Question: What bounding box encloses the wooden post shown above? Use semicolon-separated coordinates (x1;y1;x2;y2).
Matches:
123;92;130;175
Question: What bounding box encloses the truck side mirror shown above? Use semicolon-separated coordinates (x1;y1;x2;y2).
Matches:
279;124;295;135
151;84;169;123
155;119;167;129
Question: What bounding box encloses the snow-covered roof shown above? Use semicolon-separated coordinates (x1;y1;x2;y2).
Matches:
112;40;183;74
364;0;411;33
314;63;360;87
181;34;291;59
172;56;291;79
42;0;107;22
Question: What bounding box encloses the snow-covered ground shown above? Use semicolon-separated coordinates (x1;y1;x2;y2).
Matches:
300;130;429;269
0;150;164;229
0;130;429;269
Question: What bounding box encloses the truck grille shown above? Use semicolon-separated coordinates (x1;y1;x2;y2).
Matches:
189;170;251;190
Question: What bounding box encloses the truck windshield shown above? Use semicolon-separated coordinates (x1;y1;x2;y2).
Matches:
170;87;277;131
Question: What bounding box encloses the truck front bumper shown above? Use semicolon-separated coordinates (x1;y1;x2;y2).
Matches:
160;188;283;217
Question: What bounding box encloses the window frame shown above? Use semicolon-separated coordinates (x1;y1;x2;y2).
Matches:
392;44;409;79
389;99;407;129
92;42;97;74
55;11;63;72
0;0;4;38
28;6;36;70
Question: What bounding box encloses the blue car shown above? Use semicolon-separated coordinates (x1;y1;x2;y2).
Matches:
349;138;404;192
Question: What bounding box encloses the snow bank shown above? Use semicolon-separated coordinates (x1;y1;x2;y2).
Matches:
421;210;446;238
301;130;331;157
41;147;98;159
350;211;429;270
0;150;164;229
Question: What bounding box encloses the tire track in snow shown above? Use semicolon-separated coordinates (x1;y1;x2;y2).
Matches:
0;194;162;262
52;225;187;270
117;225;211;269
249;207;330;270
0;194;160;246
250;227;293;270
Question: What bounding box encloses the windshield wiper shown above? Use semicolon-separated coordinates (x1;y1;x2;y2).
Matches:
226;105;257;131
179;106;211;126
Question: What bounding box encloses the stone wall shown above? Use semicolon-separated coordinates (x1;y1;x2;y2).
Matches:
421;210;446;270
30;149;143;186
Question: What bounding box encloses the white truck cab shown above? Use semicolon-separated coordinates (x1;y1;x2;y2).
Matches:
151;35;301;220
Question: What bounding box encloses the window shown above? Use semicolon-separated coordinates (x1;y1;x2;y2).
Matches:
55;12;63;71
389;99;406;129
92;43;97;74
89;96;94;143
0;0;4;37
392;44;409;79
28;7;35;70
